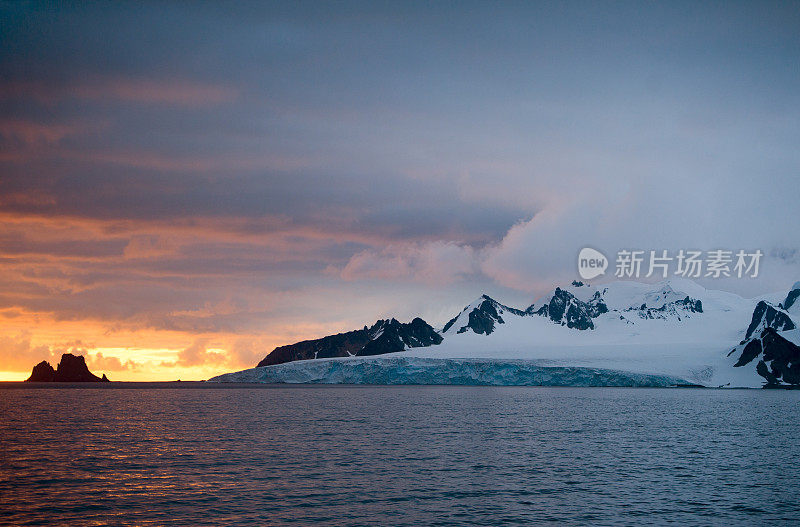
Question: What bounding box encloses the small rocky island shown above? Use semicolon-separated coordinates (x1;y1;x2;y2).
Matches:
26;353;110;382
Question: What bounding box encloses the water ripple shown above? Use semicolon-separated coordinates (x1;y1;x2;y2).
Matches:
1;386;800;525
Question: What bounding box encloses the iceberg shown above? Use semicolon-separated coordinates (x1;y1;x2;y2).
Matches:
209;356;690;387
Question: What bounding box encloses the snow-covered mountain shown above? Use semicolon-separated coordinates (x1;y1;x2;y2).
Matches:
526;282;609;329
441;295;526;335
212;279;800;388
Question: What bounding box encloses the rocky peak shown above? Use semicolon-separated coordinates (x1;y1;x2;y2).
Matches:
731;327;800;386
442;295;525;335
742;301;796;342
729;295;800;386
626;295;703;321
26;361;56;382
357;317;442;356
527;288;606;330
25;353;109;382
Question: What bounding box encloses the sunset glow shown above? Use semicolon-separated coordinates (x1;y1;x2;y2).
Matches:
2;2;799;381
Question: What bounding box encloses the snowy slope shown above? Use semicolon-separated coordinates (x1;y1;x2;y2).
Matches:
387;279;760;387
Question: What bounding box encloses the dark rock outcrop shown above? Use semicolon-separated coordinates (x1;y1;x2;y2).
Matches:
258;317;442;366
733;328;800;386
730;286;800;386
678;296;703;313
258;327;372;366
733;338;763;368
357;318;442;356
54;353;105;382
742;301;795;342
528;288;604;330
25;354;109;382
628;295;703;321
781;286;800;311
442;295;526;335
26;361;56;382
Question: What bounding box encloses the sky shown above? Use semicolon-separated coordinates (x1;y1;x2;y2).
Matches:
1;1;799;380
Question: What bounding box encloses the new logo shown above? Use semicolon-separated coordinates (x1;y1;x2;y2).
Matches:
577;247;608;280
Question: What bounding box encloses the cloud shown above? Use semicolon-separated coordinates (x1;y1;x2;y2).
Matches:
480;179;800;297
160;338;270;371
171;339;227;368
230;338;269;367
0;119;88;146
340;241;480;285
78;78;238;106
0;78;238;107
0;334;54;371
123;235;180;259
87;352;141;372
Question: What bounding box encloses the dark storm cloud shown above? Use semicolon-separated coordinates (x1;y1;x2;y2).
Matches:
3;1;797;247
0;156;527;244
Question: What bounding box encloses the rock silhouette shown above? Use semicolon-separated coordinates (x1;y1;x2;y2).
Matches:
27;361;56;382
25;353;110;382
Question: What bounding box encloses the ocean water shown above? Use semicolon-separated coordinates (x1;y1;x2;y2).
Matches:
1;384;799;526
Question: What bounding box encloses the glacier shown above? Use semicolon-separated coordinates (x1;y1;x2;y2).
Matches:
209;356;691;386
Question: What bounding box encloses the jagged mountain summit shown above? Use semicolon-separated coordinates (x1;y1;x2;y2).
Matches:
526;280;704;328
357;318;444;356
441;295;526;335
741;301;795;342
217;279;800;388
526;285;607;329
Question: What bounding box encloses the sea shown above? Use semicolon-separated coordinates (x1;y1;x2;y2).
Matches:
1;383;799;526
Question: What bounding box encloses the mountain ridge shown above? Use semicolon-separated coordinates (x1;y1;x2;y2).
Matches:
238;279;800;388
257;317;441;366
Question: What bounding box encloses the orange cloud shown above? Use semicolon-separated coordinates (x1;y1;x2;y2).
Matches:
0;334;55;371
0;210;416;256
0;197;492;380
88;352;141;372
